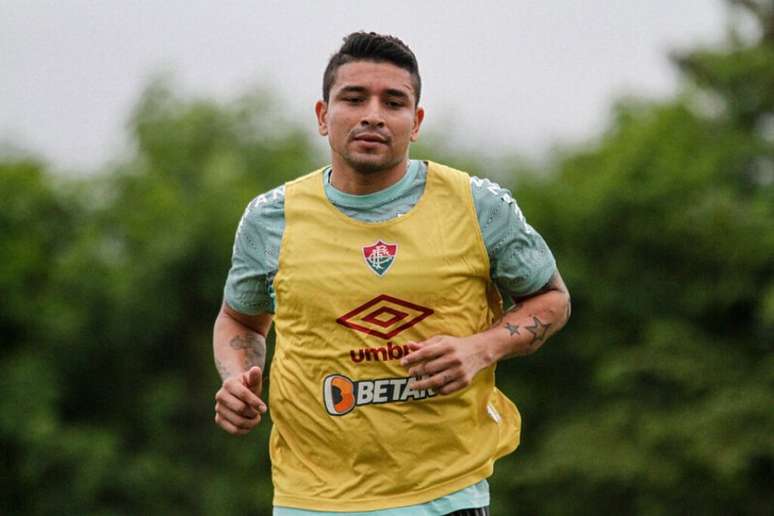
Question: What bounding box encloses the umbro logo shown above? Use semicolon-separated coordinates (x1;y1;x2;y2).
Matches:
336;294;434;340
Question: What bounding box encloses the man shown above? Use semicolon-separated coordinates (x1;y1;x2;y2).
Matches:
213;32;570;515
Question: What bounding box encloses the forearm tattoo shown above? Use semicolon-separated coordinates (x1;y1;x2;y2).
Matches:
215;357;231;381
497;299;525;335
524;316;551;347
228;333;266;371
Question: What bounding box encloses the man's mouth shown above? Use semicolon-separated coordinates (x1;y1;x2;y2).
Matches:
352;132;388;144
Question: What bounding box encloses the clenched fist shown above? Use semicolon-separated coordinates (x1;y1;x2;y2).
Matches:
214;366;267;435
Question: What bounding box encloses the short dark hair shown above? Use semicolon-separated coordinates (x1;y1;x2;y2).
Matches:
322;31;421;106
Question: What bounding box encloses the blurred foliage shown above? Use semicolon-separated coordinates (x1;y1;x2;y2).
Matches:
1;1;773;514
1;82;316;515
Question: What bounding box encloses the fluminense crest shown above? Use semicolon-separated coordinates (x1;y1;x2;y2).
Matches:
362;240;398;276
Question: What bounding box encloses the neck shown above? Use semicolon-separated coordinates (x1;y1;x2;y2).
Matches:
329;157;409;195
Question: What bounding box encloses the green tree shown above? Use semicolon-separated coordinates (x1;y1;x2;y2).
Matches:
2;81;318;515
488;1;773;514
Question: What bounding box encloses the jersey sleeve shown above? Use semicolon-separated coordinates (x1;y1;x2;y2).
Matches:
223;185;286;315
471;176;556;302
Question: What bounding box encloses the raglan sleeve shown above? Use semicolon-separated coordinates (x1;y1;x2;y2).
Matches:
471;176;556;304
223;187;285;315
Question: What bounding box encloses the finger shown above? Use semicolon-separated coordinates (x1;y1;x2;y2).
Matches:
408;354;457;378
220;410;261;431
216;402;261;429
401;336;445;361
439;379;468;395
222;380;267;412
399;342;421;367
415;335;444;346
410;370;457;392
216;392;259;418
217;382;264;411
406;341;422;352
245;366;263;392
214;412;250;435
400;342;446;367
215;400;256;426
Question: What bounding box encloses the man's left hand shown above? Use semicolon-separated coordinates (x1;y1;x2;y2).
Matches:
400;335;492;395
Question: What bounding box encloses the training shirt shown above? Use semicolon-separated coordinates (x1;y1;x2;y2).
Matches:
224;160;556;514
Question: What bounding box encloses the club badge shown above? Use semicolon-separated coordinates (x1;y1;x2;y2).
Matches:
362;240;398;276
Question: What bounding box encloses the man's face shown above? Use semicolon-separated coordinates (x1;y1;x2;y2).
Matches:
316;60;424;175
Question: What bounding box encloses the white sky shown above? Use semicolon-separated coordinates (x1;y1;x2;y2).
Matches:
1;1;729;171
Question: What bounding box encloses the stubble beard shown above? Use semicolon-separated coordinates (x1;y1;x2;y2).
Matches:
344;152;404;175
334;139;405;175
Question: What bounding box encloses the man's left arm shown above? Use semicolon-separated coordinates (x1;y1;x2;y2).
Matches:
401;270;570;394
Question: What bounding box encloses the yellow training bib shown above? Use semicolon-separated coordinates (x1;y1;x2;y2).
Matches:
269;162;521;511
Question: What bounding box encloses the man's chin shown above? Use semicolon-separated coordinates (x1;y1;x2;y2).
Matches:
345;155;400;175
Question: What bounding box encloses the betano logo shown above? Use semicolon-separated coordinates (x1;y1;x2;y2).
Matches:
322;373;436;416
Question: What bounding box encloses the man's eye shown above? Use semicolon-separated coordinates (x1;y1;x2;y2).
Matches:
387;100;404;108
344;97;363;103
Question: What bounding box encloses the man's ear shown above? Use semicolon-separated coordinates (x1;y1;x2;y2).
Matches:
315;100;328;136
410;106;425;142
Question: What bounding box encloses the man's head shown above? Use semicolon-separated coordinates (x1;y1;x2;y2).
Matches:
322;32;421;107
316;32;425;178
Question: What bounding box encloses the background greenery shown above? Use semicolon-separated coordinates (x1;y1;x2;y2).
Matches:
1;2;772;514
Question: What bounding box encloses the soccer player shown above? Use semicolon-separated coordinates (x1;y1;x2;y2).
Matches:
213;31;570;515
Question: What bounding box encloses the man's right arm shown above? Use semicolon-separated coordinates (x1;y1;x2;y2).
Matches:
214;185;285;435
212;302;272;435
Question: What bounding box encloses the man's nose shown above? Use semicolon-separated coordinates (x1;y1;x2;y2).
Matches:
360;98;385;127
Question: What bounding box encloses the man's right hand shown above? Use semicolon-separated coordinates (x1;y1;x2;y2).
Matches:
214;366;267;435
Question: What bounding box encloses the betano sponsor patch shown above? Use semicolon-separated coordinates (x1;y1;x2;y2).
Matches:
323;373;436;416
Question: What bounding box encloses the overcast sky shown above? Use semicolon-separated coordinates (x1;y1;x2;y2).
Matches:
1;1;731;171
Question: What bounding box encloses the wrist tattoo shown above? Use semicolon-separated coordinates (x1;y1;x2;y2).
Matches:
504;322;520;336
229;333;266;370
